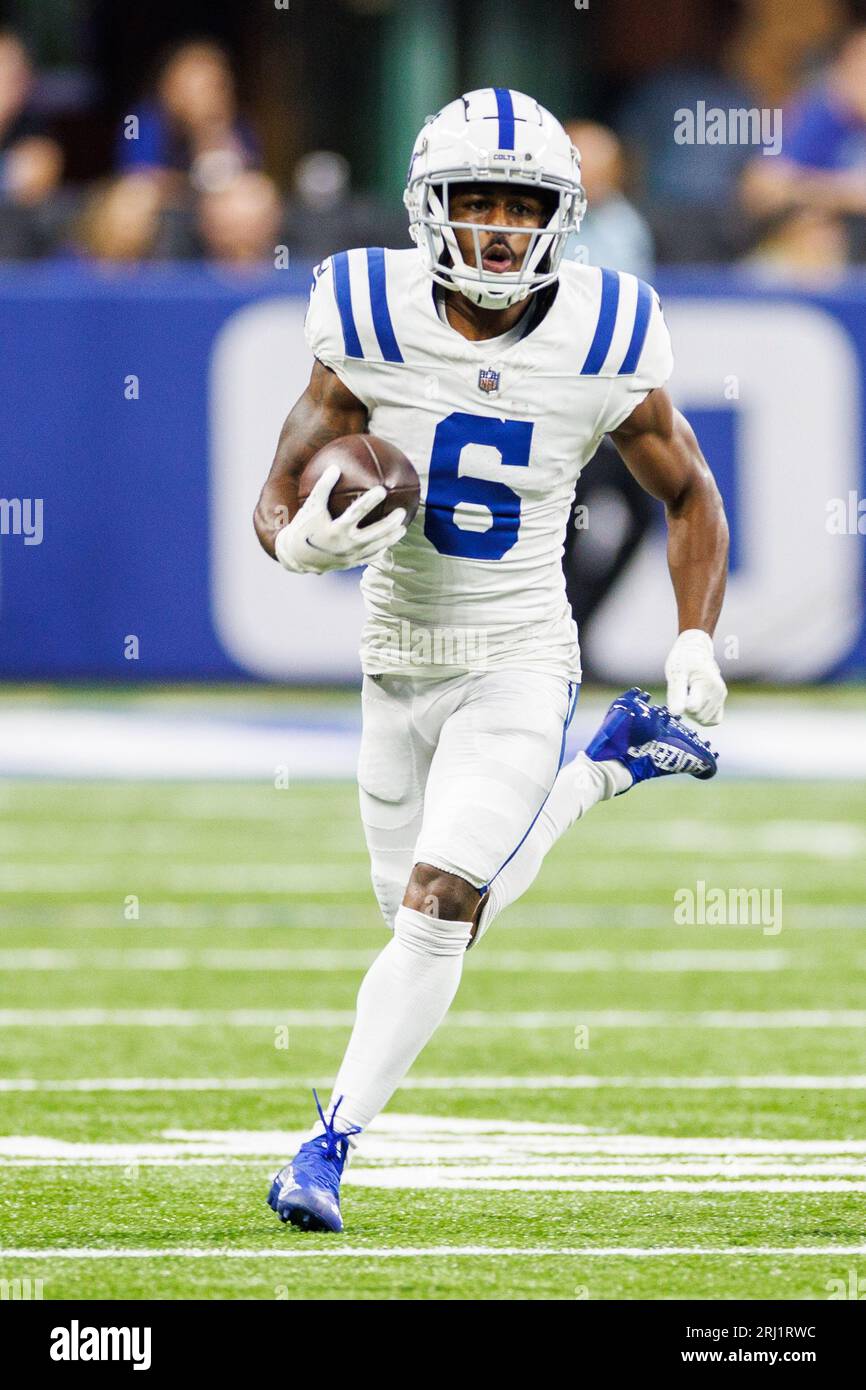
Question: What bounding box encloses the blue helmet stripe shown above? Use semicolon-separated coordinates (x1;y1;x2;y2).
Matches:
331;251;364;359
493;87;515;149
618;279;653;374
580;267;620;374
366;248;404;363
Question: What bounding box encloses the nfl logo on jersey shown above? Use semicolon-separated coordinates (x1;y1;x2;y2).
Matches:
478;367;500;394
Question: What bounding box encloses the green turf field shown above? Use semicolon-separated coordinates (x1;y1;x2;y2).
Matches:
1;767;865;1300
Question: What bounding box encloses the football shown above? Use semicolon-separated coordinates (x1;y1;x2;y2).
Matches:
298;433;420;528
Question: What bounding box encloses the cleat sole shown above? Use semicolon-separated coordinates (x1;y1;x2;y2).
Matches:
267;1179;343;1233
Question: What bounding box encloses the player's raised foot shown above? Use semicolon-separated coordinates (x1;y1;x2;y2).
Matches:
585;686;718;790
267;1091;361;1233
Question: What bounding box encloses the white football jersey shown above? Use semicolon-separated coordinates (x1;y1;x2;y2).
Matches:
304;246;673;680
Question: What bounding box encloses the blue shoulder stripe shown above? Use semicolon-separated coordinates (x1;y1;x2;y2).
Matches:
331;251;364;359
366;248;404;363
618;278;654;375
580;267;620;374
493;87;515;149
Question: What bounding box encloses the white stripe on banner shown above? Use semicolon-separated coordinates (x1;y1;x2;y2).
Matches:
1;704;866;779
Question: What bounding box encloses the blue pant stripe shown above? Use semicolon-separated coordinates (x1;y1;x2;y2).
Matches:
493;87;515;149
618;278;653;375
331;251;364;359
479;681;580;896
366;248;404;363
580;267;620;374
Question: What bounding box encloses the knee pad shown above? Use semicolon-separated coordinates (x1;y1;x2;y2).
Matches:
370;871;403;933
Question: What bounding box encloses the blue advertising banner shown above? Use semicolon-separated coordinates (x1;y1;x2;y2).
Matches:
0;264;863;682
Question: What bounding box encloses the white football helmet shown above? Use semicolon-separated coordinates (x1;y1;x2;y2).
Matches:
404;88;587;310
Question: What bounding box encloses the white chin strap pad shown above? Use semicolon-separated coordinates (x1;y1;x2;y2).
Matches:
426;185;560;310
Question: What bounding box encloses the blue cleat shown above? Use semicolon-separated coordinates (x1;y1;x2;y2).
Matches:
267;1090;361;1233
585;686;718;790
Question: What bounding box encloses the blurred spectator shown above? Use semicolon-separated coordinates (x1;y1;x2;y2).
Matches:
563;120;654;278
0;30;66;258
116;40;259;194
726;0;847;109
741;205;850;283
616;67;757;213
0;31;63;206
560;122;657;675
74;172;163;263
197;170;283;265
741;27;866;226
281;148;410;261
611;0;845;262
3;135;63;206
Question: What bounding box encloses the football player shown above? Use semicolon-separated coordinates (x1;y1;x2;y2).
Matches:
254;89;728;1233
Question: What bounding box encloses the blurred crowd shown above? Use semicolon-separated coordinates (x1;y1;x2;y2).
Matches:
2;4;866;279
0;34;406;269
613;0;866;281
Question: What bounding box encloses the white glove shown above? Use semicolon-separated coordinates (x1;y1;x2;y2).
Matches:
274;463;407;575
664;628;727;726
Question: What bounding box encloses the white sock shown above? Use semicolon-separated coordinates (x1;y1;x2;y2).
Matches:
310;905;471;1138
480;752;631;932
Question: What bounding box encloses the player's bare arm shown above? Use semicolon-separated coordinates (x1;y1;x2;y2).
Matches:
610;386;728;634
253;359;367;557
611;387;729;726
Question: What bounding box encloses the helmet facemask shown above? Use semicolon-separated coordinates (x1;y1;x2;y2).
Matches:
406;170;586;310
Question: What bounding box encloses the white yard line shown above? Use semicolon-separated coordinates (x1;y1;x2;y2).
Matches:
0;866;859;894
1;1009;865;1028
0;948;795;973
2;1162;863;1188
3;1118;866;1189
2;1245;866;1260
5;902;864;929
394;1074;866;1090
8;1126;866;1155
3;1075;866;1092
349;1179;866;1192
2;819;863;857
0;866;361;893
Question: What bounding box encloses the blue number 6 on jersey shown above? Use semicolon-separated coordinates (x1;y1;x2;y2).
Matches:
423;412;534;560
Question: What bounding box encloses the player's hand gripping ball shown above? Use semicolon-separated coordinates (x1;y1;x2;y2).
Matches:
275;435;420;575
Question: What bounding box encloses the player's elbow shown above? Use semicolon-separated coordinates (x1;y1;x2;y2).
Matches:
670;464;729;561
667;446;725;522
253;495;280;559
